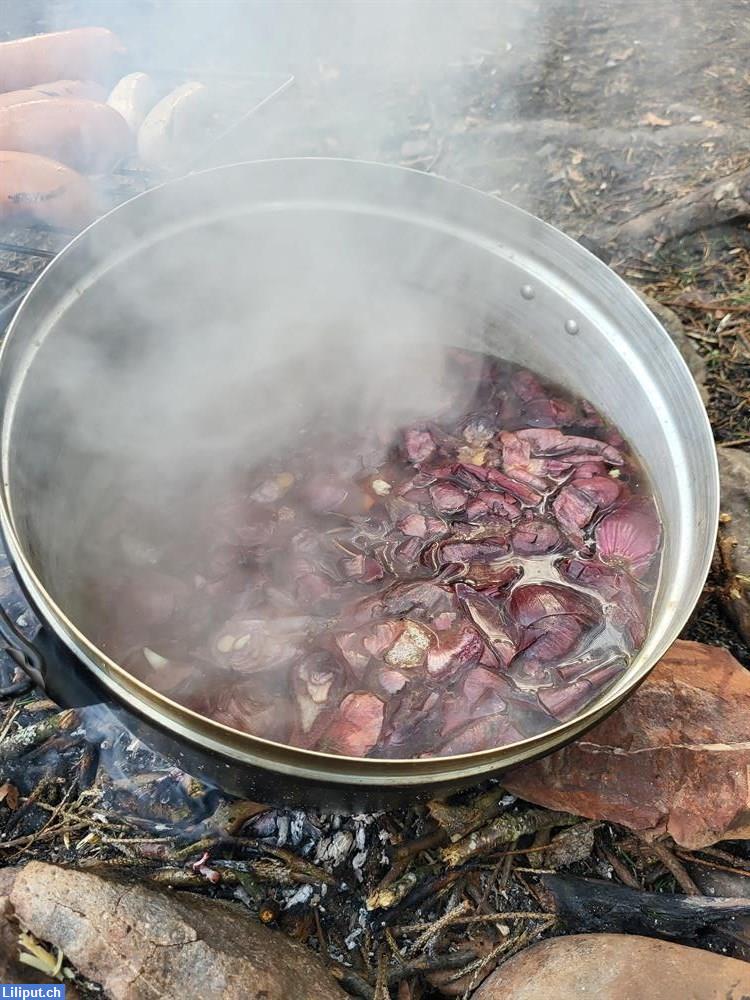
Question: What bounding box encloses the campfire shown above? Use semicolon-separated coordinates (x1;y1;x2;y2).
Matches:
1;4;750;999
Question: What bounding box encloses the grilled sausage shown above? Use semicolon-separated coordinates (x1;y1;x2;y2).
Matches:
0;89;50;109
32;79;108;101
0;82;106;109
107;72;157;133
0;28;124;92
137;82;212;169
0;98;131;173
0;151;97;228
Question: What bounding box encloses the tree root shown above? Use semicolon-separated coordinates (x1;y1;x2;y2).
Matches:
597;165;750;250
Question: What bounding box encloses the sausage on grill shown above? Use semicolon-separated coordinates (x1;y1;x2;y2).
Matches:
0;150;98;228
0;98;131;173
0;27;124;92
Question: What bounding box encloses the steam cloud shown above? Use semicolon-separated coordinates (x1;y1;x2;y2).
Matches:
2;0;670;740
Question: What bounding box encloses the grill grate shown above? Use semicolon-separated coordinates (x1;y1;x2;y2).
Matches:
0;69;295;336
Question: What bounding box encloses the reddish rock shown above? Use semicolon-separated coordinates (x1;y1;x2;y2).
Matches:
0;867;81;994
10;861;346;1000
473;934;750;1000
717;446;750;644
504;640;750;848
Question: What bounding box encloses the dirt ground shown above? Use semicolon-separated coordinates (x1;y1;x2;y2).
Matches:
1;1;750;997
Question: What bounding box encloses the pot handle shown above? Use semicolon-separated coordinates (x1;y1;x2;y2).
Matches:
0;604;45;689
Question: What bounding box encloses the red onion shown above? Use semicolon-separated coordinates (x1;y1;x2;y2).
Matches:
108;352;661;760
595;500;661;577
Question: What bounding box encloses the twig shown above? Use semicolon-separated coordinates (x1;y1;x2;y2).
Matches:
406;899;472;956
367;870;419;911
3;774;57;836
385;949;479;986
150;868;239;887
675;851;750;880
428;787;506;843
392;827;448;863
689;846;750;871
170;835;218;862
101;836;178;845
0;709;79;761
374;949;389;1000
445;921;537;990
498;851;515;893
330;963;375;1000
442;809;579;867
0;703;19;743
380;868;466;923
597;163;750;250
257;844;337;887
463;919;556;991
598;843;640;890
643;841;701;895
0;820;89;851
32;780;79;842
313;906;329;964
394;910;556;934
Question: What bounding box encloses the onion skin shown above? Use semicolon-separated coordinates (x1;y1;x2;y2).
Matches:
317;692;385;756
108;353;660;758
595;500;662;577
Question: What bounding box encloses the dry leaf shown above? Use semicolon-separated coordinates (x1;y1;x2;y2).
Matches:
0;782;19;810
639;112;672;127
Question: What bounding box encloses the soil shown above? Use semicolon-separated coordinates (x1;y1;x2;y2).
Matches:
1;1;750;997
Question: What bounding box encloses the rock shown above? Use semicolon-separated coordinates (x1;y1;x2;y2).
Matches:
503;640;750;848
636;291;708;402
473;934;750;1000
10;861;346;1000
717;445;750;643
0;866;82;994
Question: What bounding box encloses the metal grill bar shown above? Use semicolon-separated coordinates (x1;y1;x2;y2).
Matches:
0;70;294;338
0;242;57;258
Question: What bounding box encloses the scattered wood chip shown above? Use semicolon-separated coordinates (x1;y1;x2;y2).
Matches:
639;112;673;127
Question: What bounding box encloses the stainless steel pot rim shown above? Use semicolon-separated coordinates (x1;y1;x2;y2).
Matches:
0;157;720;777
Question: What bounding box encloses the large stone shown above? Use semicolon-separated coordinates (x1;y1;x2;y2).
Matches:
0;866;81;994
636;291;708;402
473;934;750;1000
503;640;750;848
10;861;346;1000
717;445;750;643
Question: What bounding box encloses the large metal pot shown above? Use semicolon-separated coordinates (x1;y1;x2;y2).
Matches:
0;159;718;809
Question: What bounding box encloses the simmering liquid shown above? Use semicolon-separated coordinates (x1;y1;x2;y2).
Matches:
98;349;662;758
